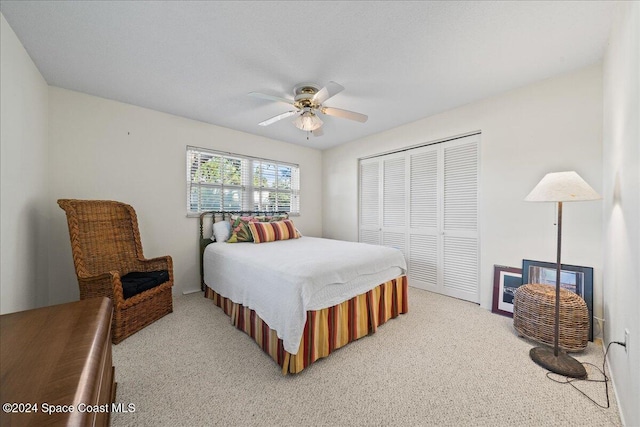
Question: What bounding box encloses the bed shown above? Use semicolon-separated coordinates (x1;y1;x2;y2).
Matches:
199;211;409;374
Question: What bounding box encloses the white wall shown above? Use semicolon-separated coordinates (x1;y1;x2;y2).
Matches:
602;2;640;426
0;14;50;314
323;65;603;317
47;87;323;302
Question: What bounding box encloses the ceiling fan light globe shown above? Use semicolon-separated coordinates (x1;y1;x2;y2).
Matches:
293;111;323;131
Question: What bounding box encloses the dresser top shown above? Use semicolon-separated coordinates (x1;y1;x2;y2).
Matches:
1;297;113;426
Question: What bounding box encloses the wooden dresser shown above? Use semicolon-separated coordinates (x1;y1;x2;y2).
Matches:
1;297;116;426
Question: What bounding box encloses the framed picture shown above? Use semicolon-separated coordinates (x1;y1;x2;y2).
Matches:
522;259;594;341
492;265;523;317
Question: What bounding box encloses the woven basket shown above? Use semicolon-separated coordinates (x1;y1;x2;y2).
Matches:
513;283;589;352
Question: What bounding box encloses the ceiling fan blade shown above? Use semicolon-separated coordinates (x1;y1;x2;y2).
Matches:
321;107;368;123
312;127;324;137
249;92;295;106
258;110;298;126
313;81;344;104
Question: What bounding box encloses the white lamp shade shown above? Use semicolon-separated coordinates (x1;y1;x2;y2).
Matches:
525;171;601;202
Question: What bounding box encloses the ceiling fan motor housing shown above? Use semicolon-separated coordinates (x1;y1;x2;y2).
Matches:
293;83;321;109
293;83;320;98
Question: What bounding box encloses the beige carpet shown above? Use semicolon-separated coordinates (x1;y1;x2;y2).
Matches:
111;287;622;426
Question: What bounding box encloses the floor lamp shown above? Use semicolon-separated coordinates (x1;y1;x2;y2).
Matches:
524;171;601;378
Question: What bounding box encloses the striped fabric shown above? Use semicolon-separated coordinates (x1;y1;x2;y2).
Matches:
248;219;298;243
204;275;409;374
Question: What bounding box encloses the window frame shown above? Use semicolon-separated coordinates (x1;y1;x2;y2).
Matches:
186;146;300;217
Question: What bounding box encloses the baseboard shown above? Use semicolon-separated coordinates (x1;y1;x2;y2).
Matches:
605;346;627;427
182;288;202;295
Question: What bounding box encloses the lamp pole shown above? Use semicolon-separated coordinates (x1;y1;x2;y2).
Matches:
554;201;562;358
529;200;586;378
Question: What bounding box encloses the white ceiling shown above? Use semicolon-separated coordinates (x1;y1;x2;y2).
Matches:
0;1;615;150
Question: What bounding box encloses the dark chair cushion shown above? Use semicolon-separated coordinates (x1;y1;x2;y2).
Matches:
121;270;170;299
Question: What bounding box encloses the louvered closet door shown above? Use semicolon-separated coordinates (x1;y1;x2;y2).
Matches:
381;154;406;257
406;135;479;302
442;137;479;302
408;146;439;291
358;134;479;304
359;159;381;245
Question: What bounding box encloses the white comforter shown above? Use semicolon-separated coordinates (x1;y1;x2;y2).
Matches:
203;237;406;354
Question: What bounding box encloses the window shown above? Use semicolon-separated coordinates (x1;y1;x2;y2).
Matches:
187;146;300;215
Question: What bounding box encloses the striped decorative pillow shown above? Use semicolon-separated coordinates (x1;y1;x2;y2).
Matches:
248;220;299;243
227;214;290;243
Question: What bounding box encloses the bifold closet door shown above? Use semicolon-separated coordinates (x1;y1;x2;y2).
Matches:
358;134;479;304
408;136;479;303
441;137;479;303
358;153;407;257
381;154;407;259
407;147;439;292
359;160;381;245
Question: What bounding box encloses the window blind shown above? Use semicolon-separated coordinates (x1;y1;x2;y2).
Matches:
186;146;300;215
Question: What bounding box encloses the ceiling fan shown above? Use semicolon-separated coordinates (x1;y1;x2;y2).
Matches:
248;81;368;137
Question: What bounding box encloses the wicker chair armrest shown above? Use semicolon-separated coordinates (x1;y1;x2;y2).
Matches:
134;256;174;280
77;271;126;305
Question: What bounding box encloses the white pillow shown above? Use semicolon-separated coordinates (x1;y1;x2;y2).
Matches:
213;221;232;243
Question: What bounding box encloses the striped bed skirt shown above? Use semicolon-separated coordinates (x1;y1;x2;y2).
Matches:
204;275;409;374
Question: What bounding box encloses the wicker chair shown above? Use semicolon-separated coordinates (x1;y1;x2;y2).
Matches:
58;199;173;344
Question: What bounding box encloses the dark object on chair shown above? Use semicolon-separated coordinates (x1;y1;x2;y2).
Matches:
121;270;170;299
58;199;173;344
